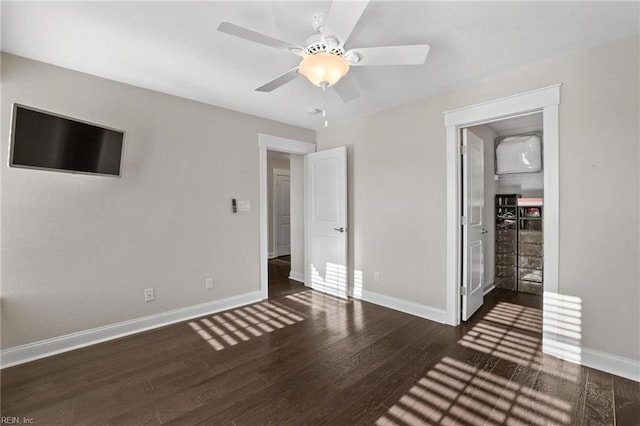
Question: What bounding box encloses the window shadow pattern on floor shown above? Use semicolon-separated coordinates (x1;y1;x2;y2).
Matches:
376;301;580;425
188;301;306;351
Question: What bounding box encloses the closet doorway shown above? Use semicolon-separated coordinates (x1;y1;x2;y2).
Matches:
476;113;544;292
444;84;560;326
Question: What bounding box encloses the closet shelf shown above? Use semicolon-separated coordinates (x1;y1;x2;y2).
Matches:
494;194;544;295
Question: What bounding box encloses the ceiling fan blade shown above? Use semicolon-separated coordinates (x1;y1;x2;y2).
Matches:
217;21;298;52
322;0;370;47
256;68;300;92
348;44;430;66
333;75;361;102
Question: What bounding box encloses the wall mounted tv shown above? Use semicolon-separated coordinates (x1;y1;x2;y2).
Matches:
9;104;125;177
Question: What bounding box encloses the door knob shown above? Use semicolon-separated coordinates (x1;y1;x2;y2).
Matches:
334;227;345;233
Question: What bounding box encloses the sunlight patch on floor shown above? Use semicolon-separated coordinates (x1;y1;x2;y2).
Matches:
377;300;574;425
459;302;543;366
286;289;349;307
188;301;306;351
286;289;364;333
376;356;572;426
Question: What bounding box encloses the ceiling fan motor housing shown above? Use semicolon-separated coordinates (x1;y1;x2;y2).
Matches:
305;41;345;56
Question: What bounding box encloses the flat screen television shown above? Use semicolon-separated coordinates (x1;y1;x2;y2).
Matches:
9;104;125;176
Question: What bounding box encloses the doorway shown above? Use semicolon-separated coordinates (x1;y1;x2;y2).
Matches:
259;134;349;302
259;135;315;300
268;151;291;259
461;112;544;320
444;84;561;332
266;150;304;298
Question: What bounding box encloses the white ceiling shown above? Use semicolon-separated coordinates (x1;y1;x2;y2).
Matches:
2;1;638;130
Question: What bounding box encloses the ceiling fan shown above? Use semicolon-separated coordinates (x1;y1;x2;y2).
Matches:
217;0;430;103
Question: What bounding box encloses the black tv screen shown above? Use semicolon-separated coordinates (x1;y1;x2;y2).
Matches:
9;104;124;176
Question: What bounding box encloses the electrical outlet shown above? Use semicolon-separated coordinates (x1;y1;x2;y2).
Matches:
144;288;155;302
205;277;214;290
374;272;380;282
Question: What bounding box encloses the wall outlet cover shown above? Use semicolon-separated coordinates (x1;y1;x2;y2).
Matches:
144;288;155;302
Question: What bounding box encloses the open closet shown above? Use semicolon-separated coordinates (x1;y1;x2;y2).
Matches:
470;112;545;296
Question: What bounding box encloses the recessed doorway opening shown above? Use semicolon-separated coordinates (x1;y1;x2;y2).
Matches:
444;85;561;362
258;134;316;301
466;112;545;308
266;149;306;299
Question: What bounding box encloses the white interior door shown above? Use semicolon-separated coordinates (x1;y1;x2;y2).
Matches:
275;173;291;256
462;128;485;320
305;146;348;299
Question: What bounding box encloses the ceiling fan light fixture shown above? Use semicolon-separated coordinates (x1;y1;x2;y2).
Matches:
299;52;350;87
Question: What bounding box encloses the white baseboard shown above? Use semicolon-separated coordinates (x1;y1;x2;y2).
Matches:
483;282;496;296
543;335;639;382
268;252;276;259
1;291;263;369
581;347;640;382
357;290;448;324
288;271;304;283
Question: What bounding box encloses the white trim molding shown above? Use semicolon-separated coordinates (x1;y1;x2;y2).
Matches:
357;290;448;324
581;347;640;382
543;342;640;382
1;291;262;369
483;282;496;296
288;271;304;283
259;133;316;300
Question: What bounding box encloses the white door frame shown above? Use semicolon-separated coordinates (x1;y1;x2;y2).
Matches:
444;84;561;326
259;134;316;300
272;168;291;257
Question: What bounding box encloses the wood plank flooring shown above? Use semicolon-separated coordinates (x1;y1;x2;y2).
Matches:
2;261;639;425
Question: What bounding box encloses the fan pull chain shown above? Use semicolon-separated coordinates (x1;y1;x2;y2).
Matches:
322;83;328;128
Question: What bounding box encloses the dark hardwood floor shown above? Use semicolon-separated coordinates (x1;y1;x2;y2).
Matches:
2;262;639;425
268;256;303;299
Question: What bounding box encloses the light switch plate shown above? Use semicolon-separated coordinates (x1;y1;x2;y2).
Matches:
237;200;251;212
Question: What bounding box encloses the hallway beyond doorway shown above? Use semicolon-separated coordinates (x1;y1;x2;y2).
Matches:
268;256;305;299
